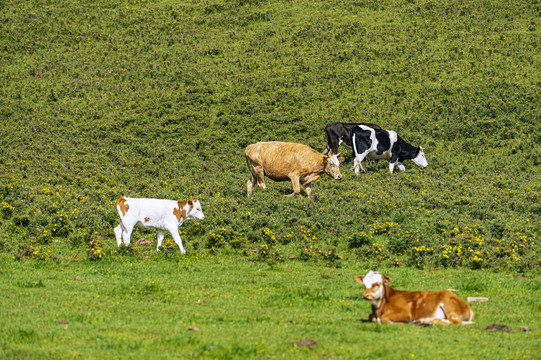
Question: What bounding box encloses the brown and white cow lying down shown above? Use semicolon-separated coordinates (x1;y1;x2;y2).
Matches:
114;197;205;253
355;271;474;325
245;141;345;197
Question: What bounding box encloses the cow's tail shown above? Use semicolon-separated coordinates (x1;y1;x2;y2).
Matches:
322;125;332;154
351;131;359;170
245;151;258;185
114;198;126;235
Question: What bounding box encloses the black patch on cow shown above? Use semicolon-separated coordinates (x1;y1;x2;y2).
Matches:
324;122;382;154
395;136;419;162
374;129;391;155
351;127;373;153
325;124;353;154
391;141;401;164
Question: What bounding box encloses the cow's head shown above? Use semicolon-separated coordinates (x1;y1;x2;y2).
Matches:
412;146;428;168
186;200;205;221
324;154;345;180
354;271;391;303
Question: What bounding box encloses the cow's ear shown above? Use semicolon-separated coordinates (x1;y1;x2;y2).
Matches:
383;276;391;285
354;275;364;285
337;157;345;164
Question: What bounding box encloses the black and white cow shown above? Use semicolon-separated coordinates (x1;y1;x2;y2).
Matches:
322;122;382;155
351;125;428;174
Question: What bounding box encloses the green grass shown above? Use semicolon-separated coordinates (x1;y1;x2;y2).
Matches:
1;251;539;359
0;0;540;358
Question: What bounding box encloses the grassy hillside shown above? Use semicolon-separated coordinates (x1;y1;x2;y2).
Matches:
1;0;540;272
1;1;540;358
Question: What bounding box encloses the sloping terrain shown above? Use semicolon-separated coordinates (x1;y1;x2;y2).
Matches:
0;0;539;271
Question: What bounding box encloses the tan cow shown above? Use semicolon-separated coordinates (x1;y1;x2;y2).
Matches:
245;141;345;197
355;271;474;325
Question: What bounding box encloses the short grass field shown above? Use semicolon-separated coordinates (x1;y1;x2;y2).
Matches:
0;0;540;358
1;249;539;359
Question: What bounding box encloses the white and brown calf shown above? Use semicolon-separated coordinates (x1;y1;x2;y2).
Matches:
355;271;474;325
114;197;204;253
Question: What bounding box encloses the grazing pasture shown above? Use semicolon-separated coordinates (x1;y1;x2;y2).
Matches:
0;0;539;358
0;252;539;359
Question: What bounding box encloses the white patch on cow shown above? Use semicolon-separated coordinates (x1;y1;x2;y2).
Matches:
412;147;428;168
397;164;406;171
351;132;359;170
388;130;398;144
338;137;343;146
418;303;447;324
362;271;383;289
353;127;379;174
330;154;340;167
435;304;446;320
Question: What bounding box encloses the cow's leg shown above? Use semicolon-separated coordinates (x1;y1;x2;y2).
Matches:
286;176;301;197
247;165;266;197
379;312;411;324
443;313;463;324
121;221;135;247
389;162;406;173
353;154;368;174
420;318;452;325
351;130;372;174
322;145;330;155
114;223;123;247
368;304;378;322
168;226;186;254
156;230;165;251
305;183;312;197
389;143;402;174
254;166;266;189
389;155;402;174
246;176;255;198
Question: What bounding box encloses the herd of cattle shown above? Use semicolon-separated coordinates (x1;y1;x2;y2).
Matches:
245;121;428;197
113;122;477;325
